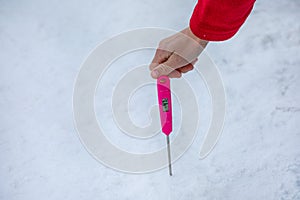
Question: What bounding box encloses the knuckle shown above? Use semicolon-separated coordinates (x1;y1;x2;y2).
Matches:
158;64;171;74
158;39;166;47
149;63;155;70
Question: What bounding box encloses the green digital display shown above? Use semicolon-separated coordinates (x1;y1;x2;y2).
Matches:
162;98;169;112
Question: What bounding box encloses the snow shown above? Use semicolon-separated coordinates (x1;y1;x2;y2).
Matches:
1;0;300;199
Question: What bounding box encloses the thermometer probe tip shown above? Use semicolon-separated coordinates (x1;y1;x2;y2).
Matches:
166;135;172;176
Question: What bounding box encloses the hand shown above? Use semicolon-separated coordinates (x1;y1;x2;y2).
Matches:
149;27;208;79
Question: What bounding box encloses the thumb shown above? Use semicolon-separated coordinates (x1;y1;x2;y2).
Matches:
151;56;180;79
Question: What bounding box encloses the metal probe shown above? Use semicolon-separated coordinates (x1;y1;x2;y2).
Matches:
166;135;172;176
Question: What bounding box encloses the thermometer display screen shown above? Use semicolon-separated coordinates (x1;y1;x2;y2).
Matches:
162;98;169;112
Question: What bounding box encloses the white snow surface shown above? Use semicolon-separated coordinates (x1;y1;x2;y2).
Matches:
1;0;300;199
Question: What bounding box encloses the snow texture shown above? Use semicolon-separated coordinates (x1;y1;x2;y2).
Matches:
0;0;300;199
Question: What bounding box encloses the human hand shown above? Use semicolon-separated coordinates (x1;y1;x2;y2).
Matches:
149;27;208;79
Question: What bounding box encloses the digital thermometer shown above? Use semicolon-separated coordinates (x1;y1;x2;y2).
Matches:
157;76;173;176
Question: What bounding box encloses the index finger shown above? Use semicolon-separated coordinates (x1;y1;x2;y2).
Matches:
149;48;172;71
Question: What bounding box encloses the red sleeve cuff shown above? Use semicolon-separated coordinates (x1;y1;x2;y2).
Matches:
190;0;256;41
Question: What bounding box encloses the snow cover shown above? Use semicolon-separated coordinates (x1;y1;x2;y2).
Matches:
0;0;299;199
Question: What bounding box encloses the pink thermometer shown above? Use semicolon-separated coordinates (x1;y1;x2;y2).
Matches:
157;76;173;176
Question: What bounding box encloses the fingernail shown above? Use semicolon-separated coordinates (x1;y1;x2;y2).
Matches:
151;70;159;78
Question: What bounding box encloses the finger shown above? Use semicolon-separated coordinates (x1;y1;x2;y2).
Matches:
151;63;174;79
168;70;182;78
177;58;197;73
177;63;194;73
149;49;172;71
151;53;189;78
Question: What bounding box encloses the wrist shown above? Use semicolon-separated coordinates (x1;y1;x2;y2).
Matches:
183;27;209;48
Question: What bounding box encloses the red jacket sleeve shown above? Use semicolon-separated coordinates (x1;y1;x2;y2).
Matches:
190;0;256;41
